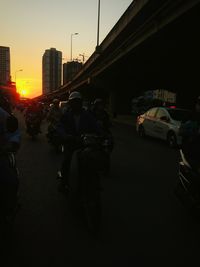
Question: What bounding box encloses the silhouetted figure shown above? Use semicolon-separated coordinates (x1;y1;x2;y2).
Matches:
56;91;101;189
180;96;200;168
92;99;112;135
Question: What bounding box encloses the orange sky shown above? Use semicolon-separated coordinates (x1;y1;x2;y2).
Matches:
1;0;133;99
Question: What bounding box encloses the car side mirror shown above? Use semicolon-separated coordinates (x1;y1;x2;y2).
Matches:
160;116;170;122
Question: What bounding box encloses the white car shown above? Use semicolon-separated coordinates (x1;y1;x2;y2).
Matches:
136;107;192;147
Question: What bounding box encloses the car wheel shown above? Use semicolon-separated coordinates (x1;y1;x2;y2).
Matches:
167;132;177;148
138;125;145;137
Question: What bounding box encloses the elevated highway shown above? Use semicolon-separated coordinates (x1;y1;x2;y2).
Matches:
37;0;200;114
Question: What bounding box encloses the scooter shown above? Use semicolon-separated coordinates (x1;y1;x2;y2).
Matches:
26;114;41;139
57;134;111;235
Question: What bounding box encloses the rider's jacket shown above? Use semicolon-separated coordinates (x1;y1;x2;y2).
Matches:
47;105;62;126
56;108;101;138
0;107;20;148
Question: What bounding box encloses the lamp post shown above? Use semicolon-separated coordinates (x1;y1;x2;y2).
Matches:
70;33;79;61
15;69;23;83
97;0;100;47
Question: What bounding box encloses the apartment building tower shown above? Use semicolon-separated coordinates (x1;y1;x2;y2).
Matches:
63;61;82;85
0;46;11;85
42;48;62;94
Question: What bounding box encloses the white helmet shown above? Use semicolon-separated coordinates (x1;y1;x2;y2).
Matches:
68;91;82;101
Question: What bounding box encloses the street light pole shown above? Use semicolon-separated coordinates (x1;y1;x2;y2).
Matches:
70;33;78;61
97;0;100;47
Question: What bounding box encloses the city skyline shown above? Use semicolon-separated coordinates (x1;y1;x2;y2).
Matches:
0;0;133;98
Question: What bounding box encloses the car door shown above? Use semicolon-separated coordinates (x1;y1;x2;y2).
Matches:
142;108;158;137
153;108;170;139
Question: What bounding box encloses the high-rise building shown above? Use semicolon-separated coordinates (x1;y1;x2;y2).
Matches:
63;61;83;85
0;46;11;85
42;48;62;94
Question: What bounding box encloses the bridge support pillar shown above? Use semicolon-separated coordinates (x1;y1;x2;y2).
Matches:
108;89;132;118
109;90;118;118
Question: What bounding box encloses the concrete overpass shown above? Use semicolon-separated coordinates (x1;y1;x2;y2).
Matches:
37;0;200;114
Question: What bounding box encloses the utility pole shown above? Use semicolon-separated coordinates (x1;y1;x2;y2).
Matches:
97;0;100;47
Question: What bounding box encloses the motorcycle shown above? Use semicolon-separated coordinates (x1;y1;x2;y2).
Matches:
58;134;112;235
175;148;200;218
46;124;64;153
25;113;41;139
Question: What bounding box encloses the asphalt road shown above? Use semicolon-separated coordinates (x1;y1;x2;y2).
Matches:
2;111;200;267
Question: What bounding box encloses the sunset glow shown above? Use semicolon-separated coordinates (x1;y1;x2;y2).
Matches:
16;79;30;98
20;89;28;97
1;0;132;98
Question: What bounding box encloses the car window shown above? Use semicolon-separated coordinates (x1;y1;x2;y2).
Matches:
167;109;192;122
156;109;168;119
146;108;157;117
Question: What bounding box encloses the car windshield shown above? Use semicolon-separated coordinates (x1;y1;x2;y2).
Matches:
167;109;192;122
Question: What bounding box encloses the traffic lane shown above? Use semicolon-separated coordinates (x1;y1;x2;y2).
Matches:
8;113;110;267
8;115;66;266
5;114;200;267
10;115;99;266
100;122;200;266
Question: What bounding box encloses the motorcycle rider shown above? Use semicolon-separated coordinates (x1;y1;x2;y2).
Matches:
25;100;43;134
56;91;101;190
0;95;20;222
0;91;12;114
46;99;62;150
92;98;114;146
180;96;200;168
47;98;61;124
91;99;112;134
46;98;62;127
0;93;20;152
91;98;114;175
180;97;200;142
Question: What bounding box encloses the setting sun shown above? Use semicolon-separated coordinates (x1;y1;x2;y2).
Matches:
16;79;30;98
20;89;28;97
